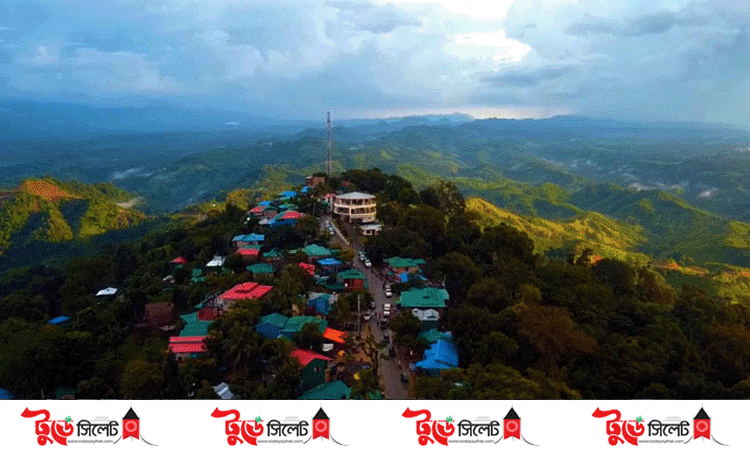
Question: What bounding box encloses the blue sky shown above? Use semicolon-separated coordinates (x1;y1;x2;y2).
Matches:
1;0;749;124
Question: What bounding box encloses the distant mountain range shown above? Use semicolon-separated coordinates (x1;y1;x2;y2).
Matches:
0;99;478;139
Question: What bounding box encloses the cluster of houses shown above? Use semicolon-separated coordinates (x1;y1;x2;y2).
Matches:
42;181;458;399
373;256;459;375
159;186;389;399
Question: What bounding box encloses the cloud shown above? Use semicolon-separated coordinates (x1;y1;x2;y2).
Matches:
565;11;711;37
0;0;750;125
327;1;422;33
482;65;573;87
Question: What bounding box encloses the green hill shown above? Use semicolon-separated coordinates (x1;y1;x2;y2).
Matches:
0;177;146;254
466;197;650;264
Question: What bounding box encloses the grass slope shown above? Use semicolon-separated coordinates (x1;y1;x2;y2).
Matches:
467;197;650;263
0;177;146;253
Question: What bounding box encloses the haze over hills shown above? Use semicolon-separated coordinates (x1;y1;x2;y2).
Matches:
4;104;750;275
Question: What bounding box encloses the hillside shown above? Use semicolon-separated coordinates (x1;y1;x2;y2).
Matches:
466;197;650;264
0;177;146;254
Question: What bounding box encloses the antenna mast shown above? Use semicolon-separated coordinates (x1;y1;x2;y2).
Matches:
326;111;332;177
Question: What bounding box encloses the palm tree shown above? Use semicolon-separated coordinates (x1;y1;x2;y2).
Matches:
351;368;380;399
222;323;260;373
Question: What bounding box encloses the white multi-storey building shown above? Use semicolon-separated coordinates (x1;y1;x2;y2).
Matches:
333;191;377;223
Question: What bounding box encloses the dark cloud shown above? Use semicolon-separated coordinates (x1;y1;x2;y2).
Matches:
565;11;711;37
482;66;573;88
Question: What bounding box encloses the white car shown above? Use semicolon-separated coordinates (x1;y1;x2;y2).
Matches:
383;303;391;312
364;259;372;268
362;312;371;321
382;309;391;318
385;289;392;298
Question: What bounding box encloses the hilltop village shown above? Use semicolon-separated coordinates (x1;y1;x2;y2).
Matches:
2;168;750;400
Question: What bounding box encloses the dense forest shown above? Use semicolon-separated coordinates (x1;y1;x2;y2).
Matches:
1;168;749;400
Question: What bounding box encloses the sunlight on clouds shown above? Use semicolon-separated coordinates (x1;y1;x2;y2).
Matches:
382;0;515;21
454;30;532;63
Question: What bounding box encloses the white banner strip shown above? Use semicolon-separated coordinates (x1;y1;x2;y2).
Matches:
0;400;744;449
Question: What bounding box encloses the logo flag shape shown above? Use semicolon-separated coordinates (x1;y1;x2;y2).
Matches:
504;408;521;440
313;408;330;440
694;408;710;440
123;408;140;440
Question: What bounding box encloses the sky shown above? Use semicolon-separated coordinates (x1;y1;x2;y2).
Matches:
0;0;749;124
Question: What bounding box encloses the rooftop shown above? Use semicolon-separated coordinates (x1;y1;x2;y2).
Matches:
323;327;347;344
414;339;458;371
257;313;289;329
282;316;328;334
291;349;332;367
386;257;426;268
213;382;235;400
299;262;316;276
168;336;207;354
398;287;449;309
302;244;332;257
337;268;365;280
297;381;351;400
47;316;71;325
318;258;343;266
220;282;274;301
336;192;376;200
247;263;274;274
206;255;226;268
96;287;118;297
278;210;302;220
412;308;440;321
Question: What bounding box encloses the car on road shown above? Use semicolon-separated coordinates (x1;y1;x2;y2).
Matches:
364;258;372;268
382;309;390;318
383;303;391;312
358;251;366;261
385;287;392;298
362;312;371;321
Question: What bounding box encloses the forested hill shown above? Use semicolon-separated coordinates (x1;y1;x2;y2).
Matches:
0;177;147;257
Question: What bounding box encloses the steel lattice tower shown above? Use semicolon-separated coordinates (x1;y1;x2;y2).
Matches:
326;111;332;177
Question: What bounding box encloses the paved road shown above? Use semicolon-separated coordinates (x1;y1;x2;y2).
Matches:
325;216;410;399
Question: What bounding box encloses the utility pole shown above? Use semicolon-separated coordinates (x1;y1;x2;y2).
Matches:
326;111;332;178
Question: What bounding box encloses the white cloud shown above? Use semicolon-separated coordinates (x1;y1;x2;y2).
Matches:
452;30;531;63
1;0;750;124
381;0;515;21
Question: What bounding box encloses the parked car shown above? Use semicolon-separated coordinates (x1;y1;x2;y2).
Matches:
379;318;389;329
385;288;392;298
358;251;366;261
364;259;372;268
369;300;376;310
382;309;390;318
362;312;371;321
401;372;409;383
383;303;391;312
